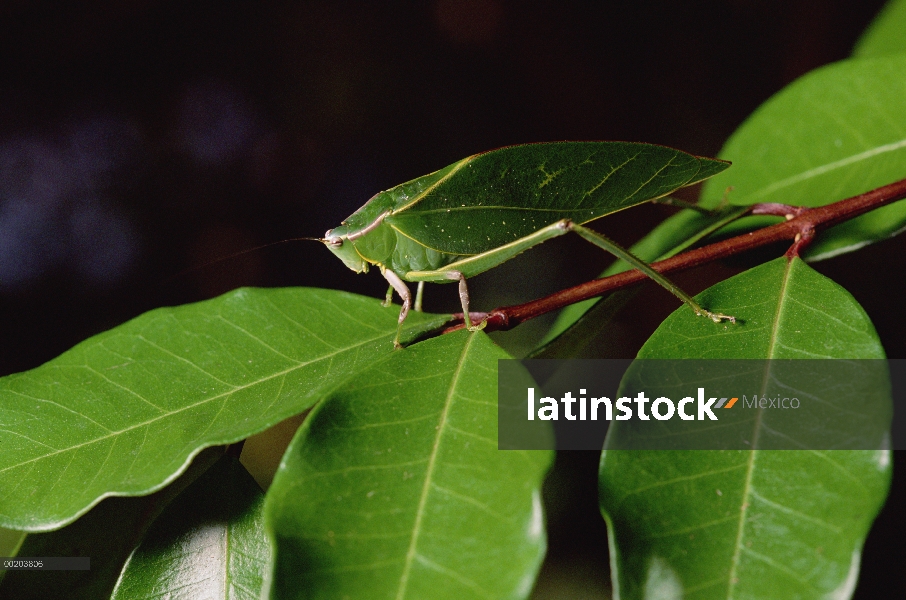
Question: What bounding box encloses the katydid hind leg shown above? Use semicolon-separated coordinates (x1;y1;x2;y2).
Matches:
569;223;736;323
382;269;412;348
382;284;394;307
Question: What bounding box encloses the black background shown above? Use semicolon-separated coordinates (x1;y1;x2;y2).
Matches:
0;1;902;597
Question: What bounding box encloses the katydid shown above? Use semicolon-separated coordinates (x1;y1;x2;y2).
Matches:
320;142;733;347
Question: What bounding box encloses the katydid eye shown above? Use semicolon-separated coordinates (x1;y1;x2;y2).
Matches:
325;232;343;247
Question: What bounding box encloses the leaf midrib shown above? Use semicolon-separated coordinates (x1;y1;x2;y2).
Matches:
740;136;906;203
0;327;398;475
725;258;793;599
395;332;475;600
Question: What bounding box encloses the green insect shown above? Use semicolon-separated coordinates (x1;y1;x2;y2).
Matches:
321;142;733;347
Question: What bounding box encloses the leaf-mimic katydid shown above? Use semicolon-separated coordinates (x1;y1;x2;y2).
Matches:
320;142;733;347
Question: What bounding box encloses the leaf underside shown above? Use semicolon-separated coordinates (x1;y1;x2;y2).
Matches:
110;454;269;600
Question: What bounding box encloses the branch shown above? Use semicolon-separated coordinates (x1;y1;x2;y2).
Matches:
444;176;906;334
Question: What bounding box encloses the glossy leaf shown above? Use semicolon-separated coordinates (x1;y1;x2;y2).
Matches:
600;258;891;599
853;0;906;58
264;330;552;600
0;447;224;600
0;287;448;531
110;454;269;600
695;54;906;260
545;51;906;346
569;50;906;347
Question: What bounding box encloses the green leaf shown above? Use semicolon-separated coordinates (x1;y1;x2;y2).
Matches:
599;258;891;599
0;527;25;558
853;0;906;58
0;528;25;585
0;287;448;532
0;447;224;600
629;257;886;360
264;330;552;600
545;36;906;353
110;454;269;600
578;50;906;333
697;54;906;260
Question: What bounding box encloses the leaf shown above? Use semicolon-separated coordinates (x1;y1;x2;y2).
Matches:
629;257;886;360
379;142;728;256
0;527;25;558
852;0;906;58
696;54;906;260
567;50;906;345
0;447;224;600
264;330;552;600
0;287;448;532
544;41;906;350
599;258;892;599
110;454;269;600
0;527;25;585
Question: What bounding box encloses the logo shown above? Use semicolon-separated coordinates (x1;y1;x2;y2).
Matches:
715;397;738;409
526;388;745;422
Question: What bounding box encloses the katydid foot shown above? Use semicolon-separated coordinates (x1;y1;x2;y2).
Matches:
695;308;736;324
467;319;487;333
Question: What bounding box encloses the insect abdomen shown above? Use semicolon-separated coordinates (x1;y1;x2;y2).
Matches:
389;228;460;274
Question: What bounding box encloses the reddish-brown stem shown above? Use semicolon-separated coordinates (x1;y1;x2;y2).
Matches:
444;176;906;334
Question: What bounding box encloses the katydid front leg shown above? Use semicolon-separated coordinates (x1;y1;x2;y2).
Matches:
380;281;424;348
381;268;411;348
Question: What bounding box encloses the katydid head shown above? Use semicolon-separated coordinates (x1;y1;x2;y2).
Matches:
322;226;369;273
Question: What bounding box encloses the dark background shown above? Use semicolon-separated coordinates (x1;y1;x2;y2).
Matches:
0;1;902;597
